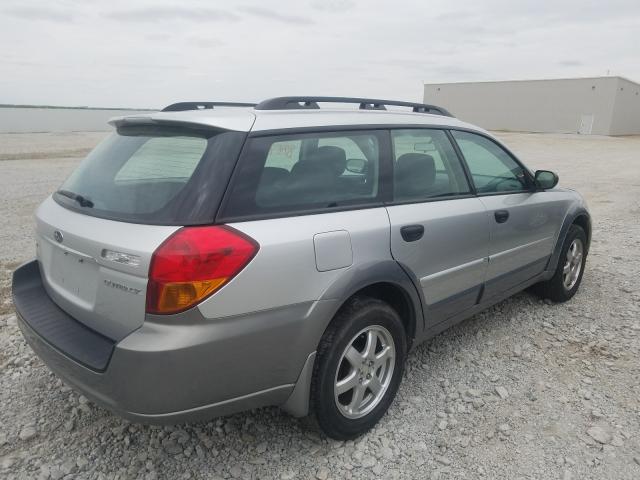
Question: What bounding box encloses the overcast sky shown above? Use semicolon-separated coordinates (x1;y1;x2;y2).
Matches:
1;0;638;109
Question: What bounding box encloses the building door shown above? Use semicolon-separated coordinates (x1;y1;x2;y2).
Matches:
578;114;594;134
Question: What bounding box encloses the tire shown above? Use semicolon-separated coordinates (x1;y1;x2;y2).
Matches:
311;296;407;440
534;224;587;302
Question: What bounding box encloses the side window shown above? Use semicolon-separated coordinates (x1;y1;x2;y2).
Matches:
391;129;470;201
222;131;383;218
451;131;529;194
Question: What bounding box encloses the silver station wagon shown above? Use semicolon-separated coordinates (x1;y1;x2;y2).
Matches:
12;97;590;439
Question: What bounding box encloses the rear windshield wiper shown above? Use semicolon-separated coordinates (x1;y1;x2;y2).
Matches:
56;189;94;208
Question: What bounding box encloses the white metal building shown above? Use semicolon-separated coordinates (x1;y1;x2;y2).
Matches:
424;76;640;136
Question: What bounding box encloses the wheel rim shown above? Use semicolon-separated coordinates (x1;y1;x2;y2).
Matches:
334;325;396;419
562;238;584;290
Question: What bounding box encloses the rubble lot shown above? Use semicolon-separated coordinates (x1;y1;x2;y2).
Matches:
0;131;639;480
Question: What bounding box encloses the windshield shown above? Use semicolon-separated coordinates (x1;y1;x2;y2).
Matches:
54;124;245;225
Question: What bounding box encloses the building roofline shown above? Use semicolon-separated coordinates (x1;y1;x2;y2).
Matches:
424;76;640;88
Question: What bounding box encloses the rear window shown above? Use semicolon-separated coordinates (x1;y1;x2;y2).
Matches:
114;136;206;183
54;125;245;225
220;130;387;219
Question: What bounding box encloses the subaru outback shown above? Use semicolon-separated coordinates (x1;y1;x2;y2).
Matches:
12;97;590;439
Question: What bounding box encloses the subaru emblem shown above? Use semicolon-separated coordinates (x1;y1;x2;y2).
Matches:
53;230;63;243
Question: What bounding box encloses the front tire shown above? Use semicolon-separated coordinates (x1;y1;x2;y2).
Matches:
534;224;587;302
311;296;407;440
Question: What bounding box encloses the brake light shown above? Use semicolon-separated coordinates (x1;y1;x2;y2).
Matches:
146;226;259;315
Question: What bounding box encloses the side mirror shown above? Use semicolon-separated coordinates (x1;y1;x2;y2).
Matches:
534;170;559;190
345;158;367;174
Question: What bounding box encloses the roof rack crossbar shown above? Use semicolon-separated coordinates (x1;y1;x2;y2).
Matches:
161;102;257;112
255;96;452;116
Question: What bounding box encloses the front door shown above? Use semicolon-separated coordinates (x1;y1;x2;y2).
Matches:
450;130;565;299
386;129;490;325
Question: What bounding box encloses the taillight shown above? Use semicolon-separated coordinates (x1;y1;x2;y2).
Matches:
146;226;259;315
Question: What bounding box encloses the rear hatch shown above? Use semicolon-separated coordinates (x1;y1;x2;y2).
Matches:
36;122;247;340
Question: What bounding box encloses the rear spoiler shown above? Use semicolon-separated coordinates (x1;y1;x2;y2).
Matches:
108;115;155;127
108;111;255;132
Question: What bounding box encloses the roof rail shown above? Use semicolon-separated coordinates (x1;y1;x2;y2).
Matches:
161;102;257;112
254;96;453;116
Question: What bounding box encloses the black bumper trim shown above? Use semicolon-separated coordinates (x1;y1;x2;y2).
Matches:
12;260;115;372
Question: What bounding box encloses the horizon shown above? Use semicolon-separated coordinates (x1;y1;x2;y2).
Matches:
0;103;155;111
3;70;640;112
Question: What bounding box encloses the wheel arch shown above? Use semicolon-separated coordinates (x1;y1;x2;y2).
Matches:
341;281;417;344
546;207;591;275
319;260;425;346
280;261;424;418
572;213;591;251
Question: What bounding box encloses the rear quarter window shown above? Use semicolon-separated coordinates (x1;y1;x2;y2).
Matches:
220;130;388;220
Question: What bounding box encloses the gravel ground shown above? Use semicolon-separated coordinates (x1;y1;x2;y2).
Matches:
1;131;639;480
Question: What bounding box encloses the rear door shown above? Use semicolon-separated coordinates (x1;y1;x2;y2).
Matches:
450;130;566;299
386;129;490;324
214;127;393;314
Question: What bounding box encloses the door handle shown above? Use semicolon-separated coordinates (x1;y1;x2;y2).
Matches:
400;224;424;242
494;210;510;223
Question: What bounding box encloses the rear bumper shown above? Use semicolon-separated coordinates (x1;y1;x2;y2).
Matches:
12;260;115;371
13;260;334;422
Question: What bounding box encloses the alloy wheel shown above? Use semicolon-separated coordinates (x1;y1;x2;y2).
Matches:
334;325;396;419
563;238;584;290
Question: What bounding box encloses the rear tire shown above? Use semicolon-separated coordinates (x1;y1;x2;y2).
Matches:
311;296;407;440
534;224;587;302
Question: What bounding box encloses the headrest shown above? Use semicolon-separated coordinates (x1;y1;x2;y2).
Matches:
313;146;347;176
292;145;347;177
395;153;436;196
